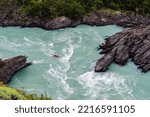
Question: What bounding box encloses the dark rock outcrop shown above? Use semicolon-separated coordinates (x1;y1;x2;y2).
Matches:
1;9;150;29
45;16;72;30
82;12;113;26
95;54;114;72
95;25;150;72
0;56;31;83
82;11;150;28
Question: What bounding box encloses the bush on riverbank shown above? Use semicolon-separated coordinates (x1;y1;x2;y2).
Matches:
56;0;85;19
0;0;150;20
0;83;51;100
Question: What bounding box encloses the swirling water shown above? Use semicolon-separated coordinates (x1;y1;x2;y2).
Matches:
1;25;150;100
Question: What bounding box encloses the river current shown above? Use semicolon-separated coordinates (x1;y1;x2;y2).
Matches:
1;25;150;100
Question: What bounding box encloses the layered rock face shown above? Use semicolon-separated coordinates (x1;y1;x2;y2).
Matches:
95;25;150;72
0;56;31;83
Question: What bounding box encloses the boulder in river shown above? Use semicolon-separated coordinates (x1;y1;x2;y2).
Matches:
0;56;31;83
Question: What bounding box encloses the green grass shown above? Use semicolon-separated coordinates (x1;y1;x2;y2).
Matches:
0;85;51;100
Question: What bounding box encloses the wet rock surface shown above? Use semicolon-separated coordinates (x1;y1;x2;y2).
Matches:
95;25;150;72
0;56;31;83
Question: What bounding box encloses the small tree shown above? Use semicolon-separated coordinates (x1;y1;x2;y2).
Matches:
56;0;85;19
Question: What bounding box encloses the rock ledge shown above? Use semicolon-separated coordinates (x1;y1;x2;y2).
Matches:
95;25;150;72
0;56;31;83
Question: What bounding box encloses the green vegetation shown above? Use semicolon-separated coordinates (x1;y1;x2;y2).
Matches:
19;0;56;18
16;0;86;19
56;0;85;19
0;83;51;100
0;0;150;19
104;0;150;16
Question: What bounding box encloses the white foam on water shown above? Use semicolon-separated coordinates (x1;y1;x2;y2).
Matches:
59;44;74;72
55;34;70;42
0;36;20;48
77;36;82;44
24;36;46;47
47;68;74;95
24;37;37;44
33;60;45;64
2;25;140;100
43;48;56;57
77;70;135;99
44;41;75;98
24;37;54;58
0;36;25;53
48;43;54;47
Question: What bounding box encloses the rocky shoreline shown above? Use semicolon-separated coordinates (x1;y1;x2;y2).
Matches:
1;10;150;83
1;10;150;30
95;25;150;72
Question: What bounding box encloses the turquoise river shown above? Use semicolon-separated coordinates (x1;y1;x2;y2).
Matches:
0;25;150;100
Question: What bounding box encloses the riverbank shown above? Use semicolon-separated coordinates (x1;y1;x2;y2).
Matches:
1;0;150;100
0;83;51;100
1;9;150;30
1;9;150;82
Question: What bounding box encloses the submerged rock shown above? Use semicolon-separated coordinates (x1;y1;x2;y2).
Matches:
95;25;150;72
0;56;31;83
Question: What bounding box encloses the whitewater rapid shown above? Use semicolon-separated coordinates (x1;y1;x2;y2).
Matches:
1;25;150;100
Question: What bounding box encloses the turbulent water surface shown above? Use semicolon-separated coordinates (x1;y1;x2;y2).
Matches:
1;25;150;100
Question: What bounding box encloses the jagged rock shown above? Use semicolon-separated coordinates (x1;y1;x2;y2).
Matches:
0;56;31;83
115;45;129;65
95;54;114;72
82;13;100;25
82;12;114;26
115;13;150;27
95;25;150;72
82;11;150;28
